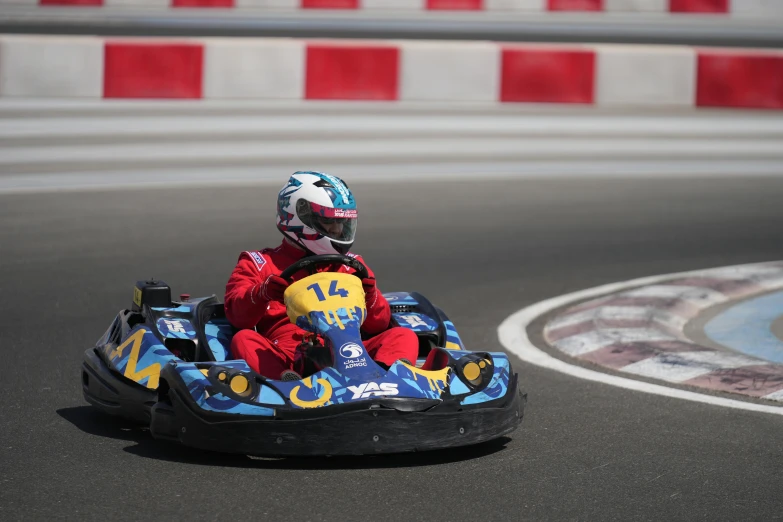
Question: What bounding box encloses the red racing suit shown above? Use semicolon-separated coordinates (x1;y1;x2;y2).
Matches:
225;240;419;379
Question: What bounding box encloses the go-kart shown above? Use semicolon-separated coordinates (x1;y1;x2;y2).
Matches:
81;254;525;456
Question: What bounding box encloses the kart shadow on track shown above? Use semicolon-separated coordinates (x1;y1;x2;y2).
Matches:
57;406;513;469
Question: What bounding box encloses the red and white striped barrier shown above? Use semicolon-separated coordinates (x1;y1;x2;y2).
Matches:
4;0;780;16
1;35;781;110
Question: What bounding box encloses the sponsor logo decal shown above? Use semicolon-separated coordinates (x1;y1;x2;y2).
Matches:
248;251;267;271
163;320;186;333
331;208;357;218
400;314;429;328
339;342;364;359
348;382;399;400
310;204;358;219
339;342;368;369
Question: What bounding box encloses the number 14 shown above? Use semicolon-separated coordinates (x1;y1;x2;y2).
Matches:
307;280;348;302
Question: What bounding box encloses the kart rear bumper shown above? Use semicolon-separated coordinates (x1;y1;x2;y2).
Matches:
150;374;525;456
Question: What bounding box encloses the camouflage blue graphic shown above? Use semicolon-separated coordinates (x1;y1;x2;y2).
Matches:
174;363;276;416
167;349;510;413
278;176;303;223
393;312;440;332
261;359;449;407
295;306;381;381
444;320;465;350
258;384;286;405
448;372;471;395
285;176;303;188
384;292;419;307
204;318;232;361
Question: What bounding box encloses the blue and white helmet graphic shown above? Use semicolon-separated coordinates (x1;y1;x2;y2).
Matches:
276;171;358;256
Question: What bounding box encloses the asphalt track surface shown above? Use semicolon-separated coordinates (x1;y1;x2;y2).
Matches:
3;177;783;521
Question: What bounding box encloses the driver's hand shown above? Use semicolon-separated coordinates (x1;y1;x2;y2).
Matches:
361;277;379;307
261;274;289;302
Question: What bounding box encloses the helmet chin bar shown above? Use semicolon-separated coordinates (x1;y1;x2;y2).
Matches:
332;240;352;255
281;230;353;257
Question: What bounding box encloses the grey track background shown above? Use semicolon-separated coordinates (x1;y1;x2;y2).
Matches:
2;177;783;521
2;6;783;47
4;102;783;192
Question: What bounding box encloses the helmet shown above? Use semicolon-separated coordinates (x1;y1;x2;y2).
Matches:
276;171;358;256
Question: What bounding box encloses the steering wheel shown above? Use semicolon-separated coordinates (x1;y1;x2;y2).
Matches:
279;254;369;282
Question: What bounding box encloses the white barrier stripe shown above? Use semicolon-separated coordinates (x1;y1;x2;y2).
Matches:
730;0;783;18
399;40;499;103
596;44;696;108
604;0;667;12
363;0;424;8
0;35;104;98
203;38;305;100
485;0;546;10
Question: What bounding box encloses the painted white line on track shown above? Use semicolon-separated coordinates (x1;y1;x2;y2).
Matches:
497;262;783;416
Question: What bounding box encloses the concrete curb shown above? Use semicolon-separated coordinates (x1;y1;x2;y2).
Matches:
543;262;783;401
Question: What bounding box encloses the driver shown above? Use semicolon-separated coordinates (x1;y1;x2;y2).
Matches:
224;171;420;381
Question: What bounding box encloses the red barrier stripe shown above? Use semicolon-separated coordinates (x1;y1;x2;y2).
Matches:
103;42;204;99
305;44;399;100
301;0;359;7
172;0;234;6
547;0;603;11
696;51;783;109
500;47;595;104
40;0;103;5
669;0;729;13
427;0;483;9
